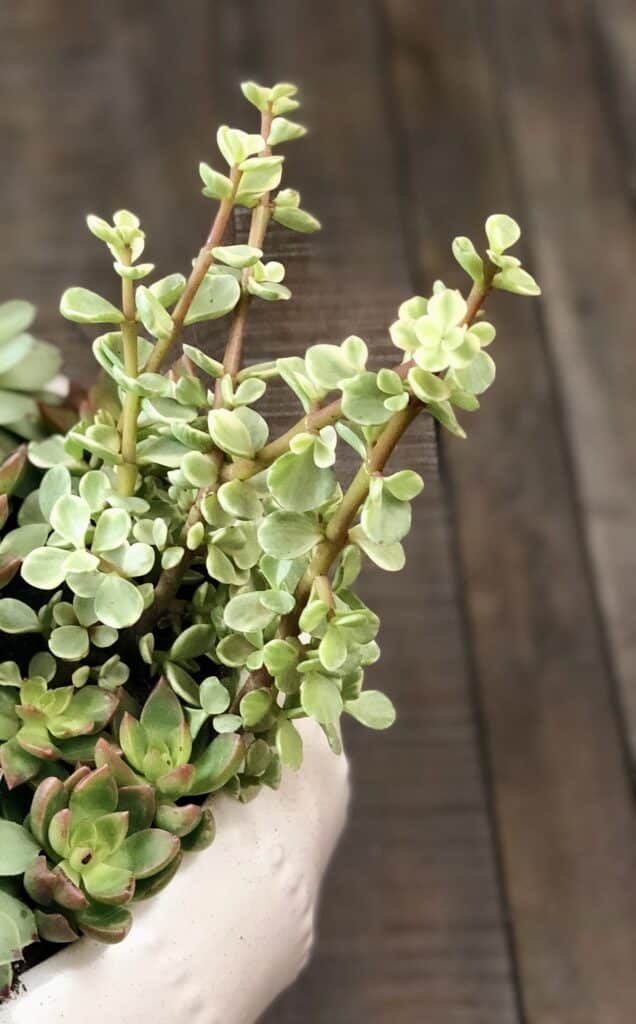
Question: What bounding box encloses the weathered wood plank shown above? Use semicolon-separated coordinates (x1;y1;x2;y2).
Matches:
0;1;519;1021
490;0;636;770
382;0;636;1020
590;0;636;197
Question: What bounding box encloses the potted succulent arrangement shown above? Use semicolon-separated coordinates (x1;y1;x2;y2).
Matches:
0;79;540;1024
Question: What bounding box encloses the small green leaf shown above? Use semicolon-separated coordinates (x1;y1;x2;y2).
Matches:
94;576;144;629
181;451;218;489
170;624;215;661
0;299;35;344
199;162;233;200
408;367;451;403
224;591;277;632
92;508;131;552
268;445;335;513
267;117;307;145
258;511;321;558
208;408;256;459
136;286;174;340
39;466;72;520
50;494;91;549
140;679;184;741
301;675;343;724
240;688;272;728
217;125;263;167
0;599;41;634
149;274;186;309
427;289;467;332
49;625;90;662
190;733;245;796
0;821;40;875
21;547;69;589
247;278;291;302
0;890;37;957
218;481;262;520
200;677;231;715
305;337;367;390
452;351;496;395
241;80;271;112
70;765;118;821
452;236;484;284
117;829;179;880
213;713;242;734
493;266;541;296
184;274;241;325
341;372;394;426
349;525;406;572
212;245;262;269
0;739;41;789
60;287;124;325
273;206;321;233
427;399;467;439
82;862;133;904
485;213;521;252
182;344;224;380
0;391;36;425
275;718;303;771
75;904;132;944
345;690;396;730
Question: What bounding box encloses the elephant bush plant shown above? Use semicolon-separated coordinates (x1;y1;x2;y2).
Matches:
0;79;540;999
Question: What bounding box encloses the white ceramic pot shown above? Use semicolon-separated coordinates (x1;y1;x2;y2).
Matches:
0;721;350;1024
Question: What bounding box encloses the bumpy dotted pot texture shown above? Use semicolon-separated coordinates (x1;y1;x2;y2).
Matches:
0;721;350;1024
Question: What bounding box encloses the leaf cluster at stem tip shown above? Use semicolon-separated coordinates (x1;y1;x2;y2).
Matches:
0;79;541;986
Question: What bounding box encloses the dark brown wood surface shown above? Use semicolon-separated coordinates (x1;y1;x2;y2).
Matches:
1;2;634;1022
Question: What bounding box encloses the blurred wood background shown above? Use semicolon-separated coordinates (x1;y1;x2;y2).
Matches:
1;1;635;1021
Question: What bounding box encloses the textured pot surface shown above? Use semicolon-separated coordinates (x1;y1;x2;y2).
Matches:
0;721;350;1024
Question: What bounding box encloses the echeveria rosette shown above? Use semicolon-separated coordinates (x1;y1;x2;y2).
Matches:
0;673;118;789
101;680;244;846
24;765;180;944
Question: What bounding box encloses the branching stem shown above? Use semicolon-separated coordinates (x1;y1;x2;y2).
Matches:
215;109;273;394
140;108;275;632
240;269;496;695
144;169;242;374
117;251;141;496
223;269;495;483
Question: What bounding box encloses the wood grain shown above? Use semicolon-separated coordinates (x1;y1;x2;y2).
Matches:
0;1;519;1022
382;0;636;1021
3;0;636;1021
492;0;636;771
591;0;636;198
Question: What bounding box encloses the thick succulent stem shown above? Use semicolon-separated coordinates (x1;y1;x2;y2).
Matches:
281;399;421;638
139;110;276;635
240;270;496;696
144;170;242;374
223;269;495;483
117;253;141;496
215;109;273;395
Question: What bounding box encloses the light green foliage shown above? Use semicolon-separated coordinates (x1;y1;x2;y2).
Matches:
0;300;65;461
272;187;321;233
0;885;38;998
268;429;337;511
0;78;541;985
23;765;179;942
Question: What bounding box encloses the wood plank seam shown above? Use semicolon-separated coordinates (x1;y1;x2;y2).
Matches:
371;2;525;1022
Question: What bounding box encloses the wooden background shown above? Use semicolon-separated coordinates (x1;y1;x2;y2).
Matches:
1;1;635;1021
